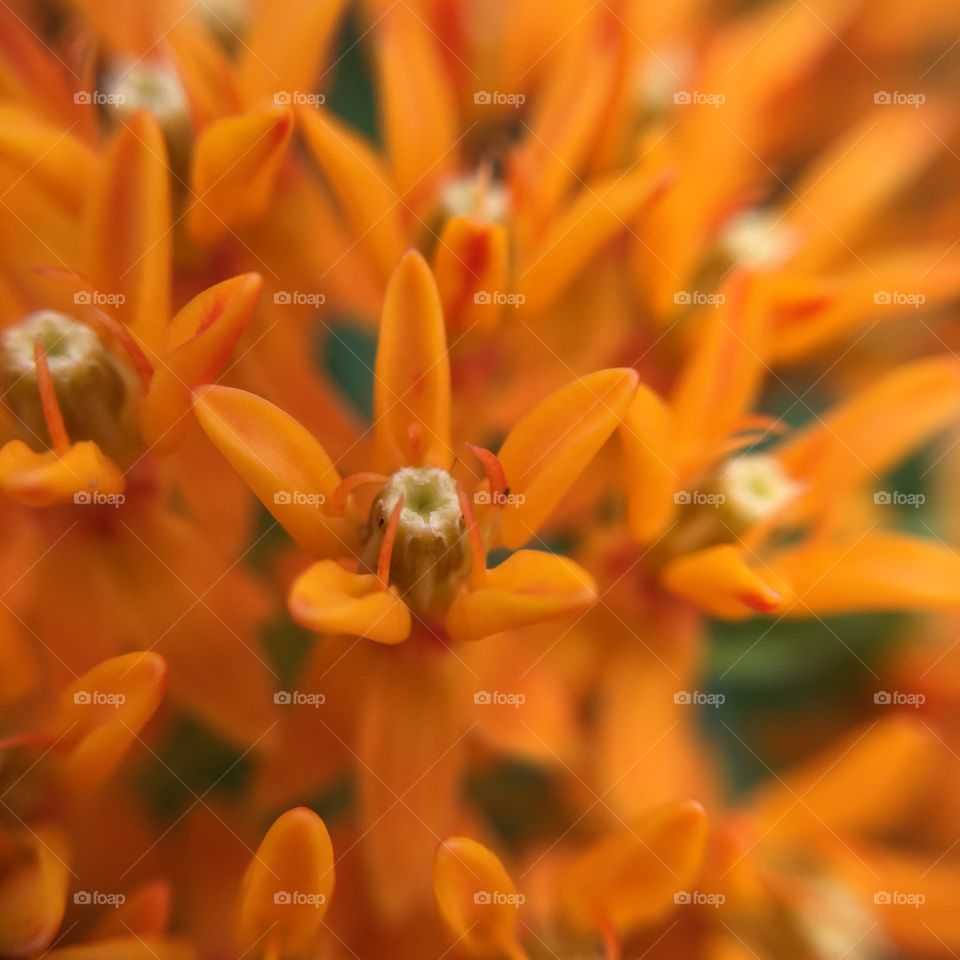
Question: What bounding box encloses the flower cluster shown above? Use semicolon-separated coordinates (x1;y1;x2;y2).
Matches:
0;1;959;958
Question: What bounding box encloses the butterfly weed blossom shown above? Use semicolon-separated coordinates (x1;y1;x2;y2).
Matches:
0;0;959;958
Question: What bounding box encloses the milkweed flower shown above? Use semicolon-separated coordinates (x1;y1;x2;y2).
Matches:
195;250;634;645
433;800;707;959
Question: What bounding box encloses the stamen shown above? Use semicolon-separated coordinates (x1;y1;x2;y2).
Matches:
466;442;507;499
330;472;389;516
456;483;487;588
597;914;622;960
377;497;404;590
33;336;70;454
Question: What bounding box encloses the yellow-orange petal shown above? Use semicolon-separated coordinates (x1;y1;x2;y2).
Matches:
91;879;171;938
237;0;349;107
518;165;667;317
445;551;596;643
187;107;293;245
752;717;935;838
193;385;351;557
778;355;960;496
433;216;509;335
296;104;405;281
769;530;960;617
141;273;263;453
239;807;334;957
0;440;124;508
433;836;526;959
373;250;452;472
620;384;678;543
85;112;171;351
669;273;768;474
556;799;709;936
495;368;638;548
289;560;411;643
0;828;69;959
373;5;458;204
661;544;787;619
48;652;167;791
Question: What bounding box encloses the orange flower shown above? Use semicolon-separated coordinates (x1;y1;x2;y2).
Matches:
433;800;707;959
618;274;960;619
195;250;634;645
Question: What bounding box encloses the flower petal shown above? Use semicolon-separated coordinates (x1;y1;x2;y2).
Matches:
373;250;452;472
295;104;406;281
48;651;167;791
778;355;960;497
620;384;678;543
193;385;350;556
43;938;194;960
0;828;69;960
85;112;172;351
495;368;638;548
289;560;411;644
142;273;264;453
768;530;960;617
239;807;334;957
0;440;124;508
433;216;509;335
446;551;596;643
661;544;787;619
433;836;525;958
187;107;293;245
556;799;709;936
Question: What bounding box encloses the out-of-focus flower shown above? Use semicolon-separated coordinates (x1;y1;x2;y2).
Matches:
434;799;707;958
615;274;960;619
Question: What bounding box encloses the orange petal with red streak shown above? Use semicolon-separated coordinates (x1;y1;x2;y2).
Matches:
141;274;263;453
662;544;787;619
